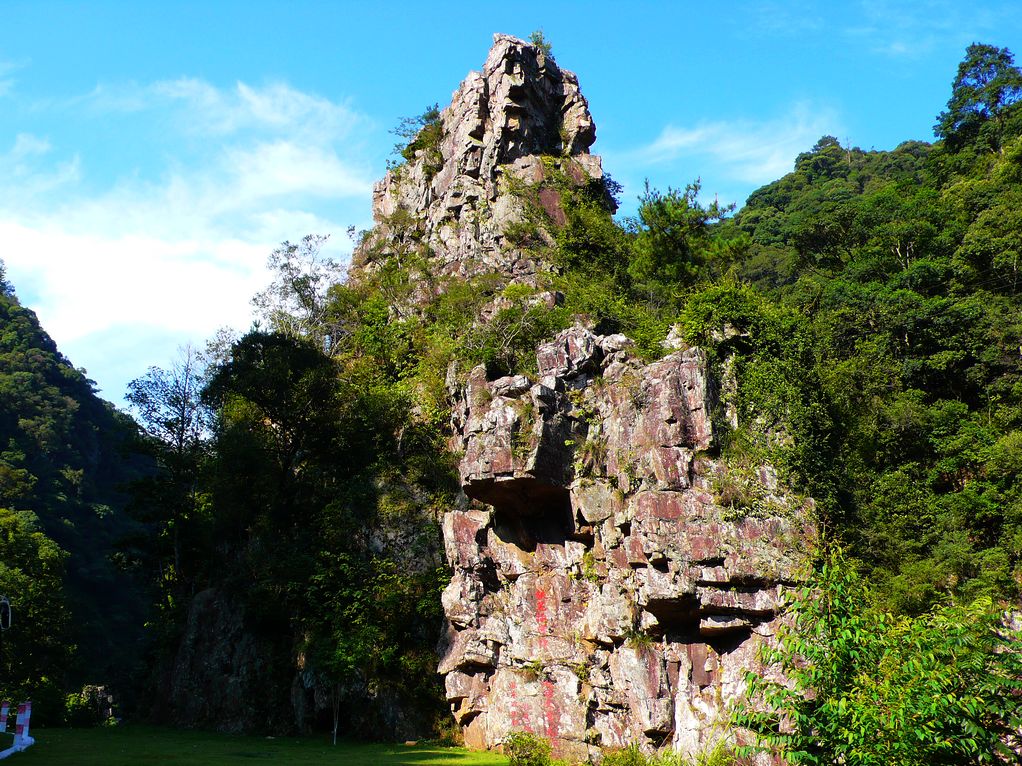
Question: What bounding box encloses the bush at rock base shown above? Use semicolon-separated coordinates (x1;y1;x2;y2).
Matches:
504;732;555;766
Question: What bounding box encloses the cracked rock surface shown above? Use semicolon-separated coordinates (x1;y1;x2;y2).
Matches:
442;327;815;760
352;33;608;292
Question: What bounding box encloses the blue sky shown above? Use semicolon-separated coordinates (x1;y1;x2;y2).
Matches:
1;0;1019;407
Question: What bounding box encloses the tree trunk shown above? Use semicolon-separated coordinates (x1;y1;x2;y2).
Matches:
332;683;340;745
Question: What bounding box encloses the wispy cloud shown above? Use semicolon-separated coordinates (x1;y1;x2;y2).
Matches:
0;133;81;203
738;1;827;38
0;77;377;403
87;78;364;142
621;101;842;189
0;59;24;98
844;0;1015;58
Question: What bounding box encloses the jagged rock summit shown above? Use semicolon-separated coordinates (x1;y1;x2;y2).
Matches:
352;35;816;761
353;34;608;288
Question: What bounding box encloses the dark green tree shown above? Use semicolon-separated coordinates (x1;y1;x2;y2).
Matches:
203;332;346;496
627;180;734;291
0;508;73;723
935;43;1022;152
125;345;210;586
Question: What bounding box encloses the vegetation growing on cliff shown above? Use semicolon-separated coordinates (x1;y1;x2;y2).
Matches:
4;37;1022;763
132;40;1022;740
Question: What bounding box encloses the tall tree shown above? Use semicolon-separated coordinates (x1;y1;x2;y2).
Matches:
125;345;210;584
935;43;1022;151
627;179;734;290
252;235;346;354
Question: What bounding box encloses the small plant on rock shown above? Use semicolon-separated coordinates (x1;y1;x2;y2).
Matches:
580;550;600;583
528;29;553;58
624;626;654;650
390;103;444;178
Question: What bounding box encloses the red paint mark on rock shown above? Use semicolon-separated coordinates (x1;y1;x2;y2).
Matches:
509;678;529;731
542;678;558;738
535;584;552;654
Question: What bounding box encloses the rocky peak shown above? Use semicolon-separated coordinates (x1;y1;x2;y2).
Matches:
469;34;596;165
351;34;609;288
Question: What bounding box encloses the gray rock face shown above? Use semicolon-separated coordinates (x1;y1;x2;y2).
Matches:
163;588;287;733
442;327;815;760
352;34;608;290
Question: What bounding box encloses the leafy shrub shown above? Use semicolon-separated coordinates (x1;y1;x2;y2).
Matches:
505;731;553;766
602;744;649;766
734;548;1022;765
64;686;114;727
602;742;738;766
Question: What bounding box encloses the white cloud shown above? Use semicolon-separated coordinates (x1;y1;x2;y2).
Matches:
0;133;81;199
0;59;23;98
0;222;267;343
625;102;842;186
89;78;362;142
223;141;371;202
0;77;378;405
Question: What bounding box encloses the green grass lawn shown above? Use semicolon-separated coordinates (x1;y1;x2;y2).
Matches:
0;725;508;765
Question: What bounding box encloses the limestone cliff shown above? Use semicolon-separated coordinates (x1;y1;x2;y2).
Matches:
351;34;817;761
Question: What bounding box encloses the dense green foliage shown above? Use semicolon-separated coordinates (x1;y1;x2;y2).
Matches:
127;248;459;734
0;507;71;720
734;550;1022;765
0;269;148;720
720;91;1022;609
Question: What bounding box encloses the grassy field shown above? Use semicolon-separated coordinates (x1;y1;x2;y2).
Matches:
0;726;508;765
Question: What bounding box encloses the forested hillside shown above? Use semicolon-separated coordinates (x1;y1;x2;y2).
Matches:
0;268;148;721
723;44;1022;610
